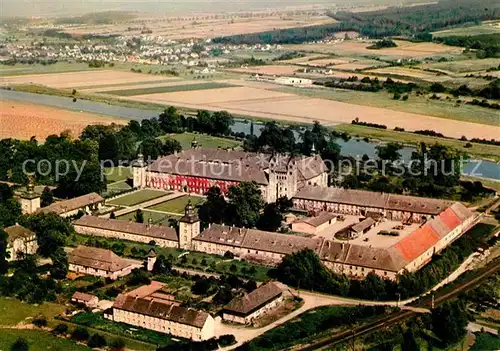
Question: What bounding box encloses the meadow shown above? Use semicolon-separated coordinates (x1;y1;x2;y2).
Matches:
0;329;91;351
117;210;180;226
432;22;500;37
160;132;241;150
0;297;66;326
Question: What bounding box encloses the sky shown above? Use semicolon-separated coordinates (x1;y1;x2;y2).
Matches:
0;0;404;18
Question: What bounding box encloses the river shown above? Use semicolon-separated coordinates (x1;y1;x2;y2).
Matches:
1;89;499;181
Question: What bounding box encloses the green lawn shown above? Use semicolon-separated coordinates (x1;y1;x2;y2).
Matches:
100;82;236;96
0;297;66;326
146;195;205;214
104;166;133;183
160;132;241;150
0;62;103;76
335;124;500;162
0;329;91;351
422;58;500;73
107;189;170;206
117;210;180;226
470;332;500;351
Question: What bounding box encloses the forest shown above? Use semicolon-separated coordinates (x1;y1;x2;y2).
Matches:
213;0;499;44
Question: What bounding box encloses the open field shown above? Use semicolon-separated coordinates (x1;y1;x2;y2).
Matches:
227;65;302;76
332;62;385;71
0;70;175;89
0;297;66;326
107;189;170;207
284;40;463;59
0;329;91;351
275;86;500;127
81;80;199;93
124;84;500;140
62;14;335;40
0;61;102;76
420;58;500;74
160;132;241;150
146;195;205;214
365;66;451;82
432;21;500;37
101;82;236;96
132;86;297;105
0;99;125;140
335;124;500;162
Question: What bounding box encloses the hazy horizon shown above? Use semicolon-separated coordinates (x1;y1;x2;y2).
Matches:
0;0;418;18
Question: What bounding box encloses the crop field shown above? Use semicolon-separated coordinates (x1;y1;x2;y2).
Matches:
101;82;236;96
332;62;386;71
122;82;500;140
275;86;500;127
131;86;297;105
0;99;124;140
365;67;451;82
146;195;205;214
0;61;100;76
160;132;241;150
227;65;301;76
107;189;170;207
63;13;335;40
285;40;463;58
432;21;500;37
421;58;500;74
0;70;175;89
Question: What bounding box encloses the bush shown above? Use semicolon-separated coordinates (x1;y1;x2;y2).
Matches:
402;95;409;101
71;327;90;341
109;338;126;351
11;337;29;351
88;333;107;348
52;323;69;336
32;314;47;328
393;92;401;100
229;264;238;273
224;251;234;259
218;334;236;347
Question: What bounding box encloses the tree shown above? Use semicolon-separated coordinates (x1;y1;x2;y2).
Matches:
49;247;68;279
152;254;172;275
20;212;74;258
275;249;350;296
431;300;468;346
135;209;144;223
87;333;107;348
0;228;9;274
162;139;182;155
71;327;89;341
110;212;116;219
213;285;234;305
0;198;22;228
226;182;264;228
11;337;29;351
109;338;126;351
127;268;151;286
257;203;282;232
198;186;227;224
55;162;106;198
402;329;419;351
52;323;69;336
376;142;402;163
141;138;164;160
159;106;181;133
40;187;54;207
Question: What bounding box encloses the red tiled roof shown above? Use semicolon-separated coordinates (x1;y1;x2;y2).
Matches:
394;224;440;262
438;207;462;231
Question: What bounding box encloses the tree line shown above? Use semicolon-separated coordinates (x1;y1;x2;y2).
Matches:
213;0;499;44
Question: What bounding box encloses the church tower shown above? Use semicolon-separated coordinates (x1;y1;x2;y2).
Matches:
133;153;147;189
178;199;200;250
19;178;40;214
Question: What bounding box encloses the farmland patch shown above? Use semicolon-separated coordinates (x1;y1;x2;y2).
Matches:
101;82;236;96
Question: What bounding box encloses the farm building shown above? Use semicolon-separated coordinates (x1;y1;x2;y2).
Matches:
71;292;99;308
4;224;38;261
133;148;328;203
38;192;104;217
68;245;139;280
222;282;283;325
110;290;215;341
291;211;337;234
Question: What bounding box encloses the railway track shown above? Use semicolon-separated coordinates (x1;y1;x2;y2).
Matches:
295;257;500;351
